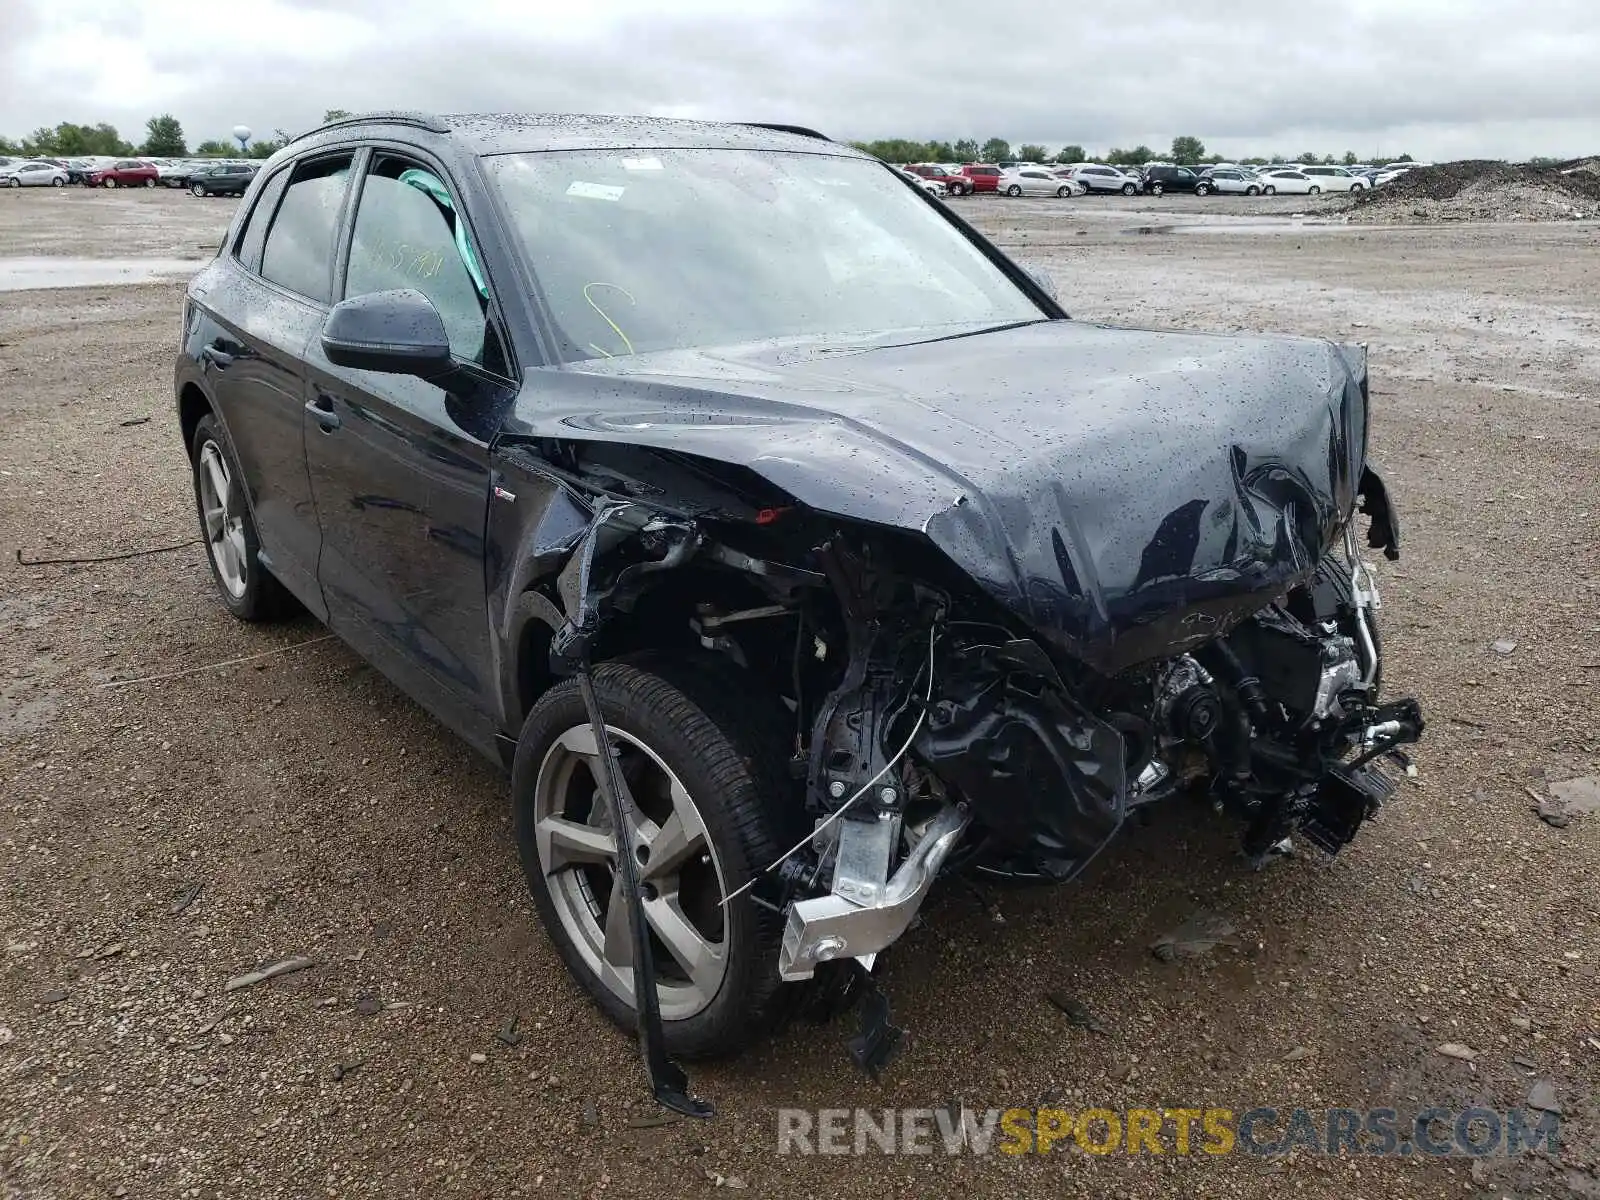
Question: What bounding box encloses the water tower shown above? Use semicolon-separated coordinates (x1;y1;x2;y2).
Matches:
232;125;251;152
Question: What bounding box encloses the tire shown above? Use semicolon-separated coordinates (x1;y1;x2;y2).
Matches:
51;177;64;187
1056;185;1071;198
1246;185;1260;196
144;177;156;188
1263;185;1276;195
512;654;804;1059
1196;184;1212;196
1308;185;1322;195
1005;184;1022;197
1350;182;1365;192
1151;183;1165;196
6;178;17;189
191;183;208;197
104;178;117;188
1121;182;1137;196
189;413;292;622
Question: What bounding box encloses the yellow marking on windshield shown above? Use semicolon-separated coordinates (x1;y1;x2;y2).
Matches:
583;282;636;357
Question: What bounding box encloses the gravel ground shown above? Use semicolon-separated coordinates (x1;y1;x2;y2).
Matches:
1;187;1597;1199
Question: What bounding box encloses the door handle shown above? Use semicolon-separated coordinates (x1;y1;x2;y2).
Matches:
305;393;341;432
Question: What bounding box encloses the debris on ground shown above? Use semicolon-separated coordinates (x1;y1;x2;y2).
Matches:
169;881;202;916
1151;912;1240;962
1345;158;1600;223
1527;1080;1561;1114
1551;777;1600;816
224;956;315;992
1284;1045;1312;1062
1437;1043;1479;1061
1045;992;1109;1034
1491;638;1518;655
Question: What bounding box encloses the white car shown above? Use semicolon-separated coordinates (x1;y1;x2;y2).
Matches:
1299;165;1368;193
898;168;948;198
1256;169;1316;195
999;167;1084;198
0;160;69;187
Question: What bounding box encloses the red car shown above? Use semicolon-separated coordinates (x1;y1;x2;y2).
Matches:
959;164;1004;193
904;163;972;196
85;159;160;188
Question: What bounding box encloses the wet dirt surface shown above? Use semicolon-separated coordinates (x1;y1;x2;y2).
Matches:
1;187;1597;1199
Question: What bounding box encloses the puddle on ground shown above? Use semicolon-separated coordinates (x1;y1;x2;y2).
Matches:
0;256;208;292
1120;221;1355;236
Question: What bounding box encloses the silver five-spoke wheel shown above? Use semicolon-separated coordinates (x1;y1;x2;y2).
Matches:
532;722;730;1021
197;441;248;599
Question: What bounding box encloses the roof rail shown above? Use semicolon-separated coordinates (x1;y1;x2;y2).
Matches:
738;123;832;142
290;111;451;145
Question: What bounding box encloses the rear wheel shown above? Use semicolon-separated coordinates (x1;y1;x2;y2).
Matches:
1151;183;1165;196
513;655;804;1059
144;177;156;188
189;413;293;621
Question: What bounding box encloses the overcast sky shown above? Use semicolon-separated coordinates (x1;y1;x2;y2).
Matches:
3;0;1597;160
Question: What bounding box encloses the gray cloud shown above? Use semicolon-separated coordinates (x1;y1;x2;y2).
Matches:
2;0;1596;159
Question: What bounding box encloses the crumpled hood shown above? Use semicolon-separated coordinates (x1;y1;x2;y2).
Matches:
505;319;1368;674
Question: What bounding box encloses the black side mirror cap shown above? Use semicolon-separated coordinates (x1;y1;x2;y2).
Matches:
321;288;453;378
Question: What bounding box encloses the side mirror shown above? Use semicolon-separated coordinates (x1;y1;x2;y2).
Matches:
1019;261;1059;303
321;288;452;377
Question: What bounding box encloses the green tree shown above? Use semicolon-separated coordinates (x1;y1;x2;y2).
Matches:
980;137;1011;163
143;113;187;157
1296;151;1319;164
952;138;980;161
0;136;19;155
1395;152;1414;162
245;129;290;160
1107;145;1154;166
1054;144;1086;164
194;139;232;156
1170;135;1205;165
1016;143;1048;162
1343;151;1358;165
322;109;352;123
925;140;955;161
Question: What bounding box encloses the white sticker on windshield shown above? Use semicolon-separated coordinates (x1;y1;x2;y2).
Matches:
621;157;663;171
566;181;625;201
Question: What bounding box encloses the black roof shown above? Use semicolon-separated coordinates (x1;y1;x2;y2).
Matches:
293;111;851;158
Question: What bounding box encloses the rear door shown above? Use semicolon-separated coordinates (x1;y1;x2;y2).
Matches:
200;152;357;611
301;147;518;755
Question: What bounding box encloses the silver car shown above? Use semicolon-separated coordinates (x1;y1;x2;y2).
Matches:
1000;167;1084;198
1;160;69;188
1203;167;1264;196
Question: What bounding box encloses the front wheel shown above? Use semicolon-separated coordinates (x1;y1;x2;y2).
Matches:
103;178;117;188
189;413;292;621
1005;184;1022;197
50;177;64;187
1350;182;1366;192
1246;185;1261;195
1056;185;1071;197
513;656;803;1059
1195;184;1212;196
1308;185;1322;195
6;178;17;189
1121;182;1137;196
1263;185;1276;195
191;183;208;197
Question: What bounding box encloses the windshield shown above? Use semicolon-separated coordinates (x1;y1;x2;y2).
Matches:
485;149;1043;361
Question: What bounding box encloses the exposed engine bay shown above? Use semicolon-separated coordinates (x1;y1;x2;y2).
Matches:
526;450;1424;1109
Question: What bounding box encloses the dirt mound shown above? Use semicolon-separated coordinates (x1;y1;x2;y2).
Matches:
1347;158;1600;222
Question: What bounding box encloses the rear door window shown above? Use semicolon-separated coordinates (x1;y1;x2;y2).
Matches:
260;155;355;304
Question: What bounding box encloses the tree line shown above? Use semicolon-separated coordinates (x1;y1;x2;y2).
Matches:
848;135;1415;168
0;110;355;161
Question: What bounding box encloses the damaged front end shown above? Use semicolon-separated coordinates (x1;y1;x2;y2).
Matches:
525;451;1421;1106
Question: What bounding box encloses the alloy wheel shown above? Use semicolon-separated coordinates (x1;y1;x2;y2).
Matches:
197;441;248;599
532;723;730;1020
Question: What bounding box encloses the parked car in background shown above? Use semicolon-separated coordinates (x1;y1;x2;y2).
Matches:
1065;164;1141;194
1000;167;1083;197
85;159;160;188
61;159;101;184
1203;167;1264;195
1257;169;1316;195
1143;165;1211;195
158;160;205;187
1299;165;1367;192
904;163;971;196
959;163;1004;193
0;160;70;187
187;163;258;197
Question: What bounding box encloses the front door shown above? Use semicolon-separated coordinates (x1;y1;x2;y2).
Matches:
302;150;517;756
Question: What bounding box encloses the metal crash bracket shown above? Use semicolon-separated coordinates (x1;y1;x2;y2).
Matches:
574;664;714;1119
846;962;905;1080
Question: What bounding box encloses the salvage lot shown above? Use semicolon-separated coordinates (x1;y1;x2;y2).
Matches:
1;187;1597;1198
